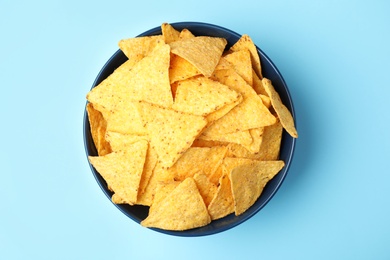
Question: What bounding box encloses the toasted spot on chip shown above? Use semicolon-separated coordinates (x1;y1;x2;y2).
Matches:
136;101;207;169
230;160;285;215
169;36;227;77
86;103;112;156
172;76;241;116
88;140;148;205
207;173;234;220
262;78;298;138
118;35;165;67
141;177;211;231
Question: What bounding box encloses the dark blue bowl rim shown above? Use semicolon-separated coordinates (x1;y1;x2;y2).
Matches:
83;21;296;237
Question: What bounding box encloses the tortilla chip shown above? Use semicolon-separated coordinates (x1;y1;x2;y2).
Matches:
164;146;227;181
104;102;147;136
224;49;253;86
193;173;218;207
169;54;201;83
252;69;267;95
88;140;148;205
105;131;148;151
256;120;284;160
201;94;276;136
259;94;271;108
230;160;285;215
136;101;207;169
230;34;262;79
86;103;112;156
169;36;227;77
86;44;173;109
262;78;298;138
205;94;243;123
161;23;180;43
191;139;229;148
207;173;234;220
172;76;241;116
179;28;195;40
244;127;264;154
141;177;211;231
118;35;165;67
199;129;253;146
148;181;180;215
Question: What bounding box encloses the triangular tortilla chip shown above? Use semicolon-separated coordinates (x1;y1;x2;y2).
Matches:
169;54;201;83
179;28;195;40
201;94;276;136
170;36;227;77
224;49;253;86
172;76;241;116
230;34;262;79
86;44;173;109
255;119;284;160
88;140;148;205
199;129;253;147
141;177;211;231
118;35;165;67
161;23;180;43
86;103;112;156
207;173;234;220
230;160;285;215
205;94;243;123
136;101;207;168
252;69;267;95
262;78;298;138
105;131;148;151
193;173;218;207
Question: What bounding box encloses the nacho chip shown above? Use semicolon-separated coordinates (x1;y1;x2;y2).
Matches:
262;78;298;138
252;69;267;95
199;129;253;146
136;101;207;168
207;173;234;220
86;103;112;156
255;120;284;160
148;181;180;215
104;102;147;136
169;54;201;83
118;35;165;67
105;131;148;151
88;140;148;205
86;44;173;109
230;160;285;215
224;49;253;86
259;94;271;108
230;34;262;78
179;28;195;40
193;173;218;207
172;76;241;116
141;177;211;231
201;94;276;136
245;127;264;154
161;23;180;43
170;36;227;77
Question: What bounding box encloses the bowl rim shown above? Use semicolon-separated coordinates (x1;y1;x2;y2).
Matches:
83;21;296;237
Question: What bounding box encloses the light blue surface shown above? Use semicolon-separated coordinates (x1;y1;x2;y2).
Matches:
1;0;389;259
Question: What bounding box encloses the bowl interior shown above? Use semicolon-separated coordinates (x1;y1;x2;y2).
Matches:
84;22;296;237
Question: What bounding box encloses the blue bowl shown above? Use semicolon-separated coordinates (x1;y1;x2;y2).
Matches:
84;22;296;236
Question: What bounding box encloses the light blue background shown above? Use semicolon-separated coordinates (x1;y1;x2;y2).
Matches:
1;0;389;259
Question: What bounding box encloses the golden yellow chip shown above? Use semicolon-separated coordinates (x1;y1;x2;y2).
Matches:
104;102;147;136
193;173;218;207
255;119;284;160
169;36;227;77
199;129;253;147
262;78;298;138
207;173;234;220
105;131;148;151
172;76;241;116
259;94;271;108
230;34;262;79
86;103;112;156
88;140;148;205
224;49;253;86
164;146;227;181
252;69;267;95
230;160;285;215
148;181;180;215
205;94;243;123
136;162;167;206
118;35;165;67
141;177;211;231
136;101;207;169
244;127;264;154
179;28;195;40
161;22;181;43
201;94;276;136
169;54;201;83
87;44;173;109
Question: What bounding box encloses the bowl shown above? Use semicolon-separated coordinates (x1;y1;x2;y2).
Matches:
83;22;296;236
